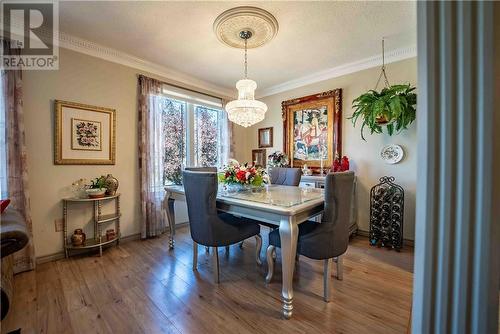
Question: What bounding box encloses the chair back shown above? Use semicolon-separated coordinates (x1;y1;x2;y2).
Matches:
182;171;219;245
185;167;217;172
269;167;301;186
322;171;355;256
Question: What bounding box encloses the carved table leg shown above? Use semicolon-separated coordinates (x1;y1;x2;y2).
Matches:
279;216;298;319
63;201;68;258
165;195;176;249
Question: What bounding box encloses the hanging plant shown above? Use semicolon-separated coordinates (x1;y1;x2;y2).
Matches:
349;39;417;141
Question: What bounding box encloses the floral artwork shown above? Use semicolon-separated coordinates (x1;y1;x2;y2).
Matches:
71;118;102;151
293;107;328;161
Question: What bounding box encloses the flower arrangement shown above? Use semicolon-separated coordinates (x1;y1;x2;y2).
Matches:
332;155;350;172
218;159;268;187
267;151;289;167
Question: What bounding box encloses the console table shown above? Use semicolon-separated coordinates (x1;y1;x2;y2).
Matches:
62;194;121;258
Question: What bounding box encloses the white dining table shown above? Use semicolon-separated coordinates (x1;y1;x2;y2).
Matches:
163;184;324;319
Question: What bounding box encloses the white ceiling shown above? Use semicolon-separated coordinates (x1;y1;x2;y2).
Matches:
59;1;416;96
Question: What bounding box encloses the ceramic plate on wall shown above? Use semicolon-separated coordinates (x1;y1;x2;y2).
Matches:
380;144;404;164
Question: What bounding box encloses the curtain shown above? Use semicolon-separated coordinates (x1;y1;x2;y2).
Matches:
138;75;167;238
2;40;35;273
220;99;234;166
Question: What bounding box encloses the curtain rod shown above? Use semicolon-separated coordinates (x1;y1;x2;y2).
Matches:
138;74;224;101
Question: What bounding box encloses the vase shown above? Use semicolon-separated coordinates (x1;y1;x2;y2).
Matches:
71;228;86;246
223;183;265;194
106;229;116;241
104;174;119;196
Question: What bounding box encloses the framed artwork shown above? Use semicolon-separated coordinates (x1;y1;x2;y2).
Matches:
252;149;267;167
282;89;342;172
54;100;116;165
258;127;273;148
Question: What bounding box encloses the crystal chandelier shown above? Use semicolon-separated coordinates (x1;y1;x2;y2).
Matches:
225;31;268;128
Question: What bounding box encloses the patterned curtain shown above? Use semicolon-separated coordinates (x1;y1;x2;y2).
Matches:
221;99;234;165
2;40;35;273
138;75;166;238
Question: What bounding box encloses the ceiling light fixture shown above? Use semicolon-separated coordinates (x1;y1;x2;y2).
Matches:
225;30;267;127
214;6;278;128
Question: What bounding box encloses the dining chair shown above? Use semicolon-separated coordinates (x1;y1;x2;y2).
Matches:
268;167;302;186
183;167;219;252
183;170;263;283
184;167;217;172
265;171;355;302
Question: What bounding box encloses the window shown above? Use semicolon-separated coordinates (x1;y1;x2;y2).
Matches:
155;85;228;186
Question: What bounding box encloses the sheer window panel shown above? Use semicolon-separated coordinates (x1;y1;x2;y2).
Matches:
0;73;7;198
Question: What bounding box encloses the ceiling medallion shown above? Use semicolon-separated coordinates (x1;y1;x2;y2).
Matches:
215;7;277;128
213;6;279;49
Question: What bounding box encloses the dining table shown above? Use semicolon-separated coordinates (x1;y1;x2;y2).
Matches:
163;184;325;319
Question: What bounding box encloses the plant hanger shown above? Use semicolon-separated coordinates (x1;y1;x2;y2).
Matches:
374;38;390;91
349;37;417;141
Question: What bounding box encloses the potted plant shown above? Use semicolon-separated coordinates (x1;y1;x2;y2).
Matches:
85;176;107;198
350;83;417;140
267;151;289;167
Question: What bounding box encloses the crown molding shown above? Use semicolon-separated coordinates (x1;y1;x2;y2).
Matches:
57;32;234;98
257;45;417;98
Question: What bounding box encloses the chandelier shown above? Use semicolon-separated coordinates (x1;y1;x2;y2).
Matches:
225;31;267;127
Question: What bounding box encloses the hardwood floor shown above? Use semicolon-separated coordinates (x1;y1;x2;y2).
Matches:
1;225;413;334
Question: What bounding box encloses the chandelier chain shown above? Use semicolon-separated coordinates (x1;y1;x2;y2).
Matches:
244;37;248;79
375;38;390;90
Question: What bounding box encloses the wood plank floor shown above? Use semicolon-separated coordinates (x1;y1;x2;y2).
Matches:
1;226;414;334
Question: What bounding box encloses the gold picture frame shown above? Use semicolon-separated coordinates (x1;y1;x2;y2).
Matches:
54;100;116;165
282;89;342;172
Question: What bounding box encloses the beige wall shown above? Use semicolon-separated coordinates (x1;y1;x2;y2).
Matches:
23;48;236;258
241;58;418;240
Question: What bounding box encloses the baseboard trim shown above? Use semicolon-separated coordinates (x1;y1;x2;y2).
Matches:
36;232;142;264
356;229;414;247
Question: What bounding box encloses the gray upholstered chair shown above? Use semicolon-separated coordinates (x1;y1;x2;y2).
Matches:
184;166;217;172
183;170;263;283
265;171;355;302
268;167;302;186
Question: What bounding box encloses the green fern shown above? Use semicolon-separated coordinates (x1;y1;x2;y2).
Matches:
349;83;417;141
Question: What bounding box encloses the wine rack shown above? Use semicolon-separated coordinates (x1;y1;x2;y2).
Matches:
369;176;404;251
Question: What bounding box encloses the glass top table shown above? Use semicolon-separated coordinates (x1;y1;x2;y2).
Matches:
218;185;324;208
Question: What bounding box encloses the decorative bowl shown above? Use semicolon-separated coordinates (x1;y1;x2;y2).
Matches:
85;188;107;198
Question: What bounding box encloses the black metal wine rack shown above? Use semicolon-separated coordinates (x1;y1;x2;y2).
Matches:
369;176;404;251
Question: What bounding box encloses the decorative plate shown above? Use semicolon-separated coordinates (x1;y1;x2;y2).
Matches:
380;144;404;164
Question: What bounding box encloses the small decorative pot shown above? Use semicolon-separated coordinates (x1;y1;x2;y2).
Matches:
106;229;116;241
71;228;86;246
104;174;119;196
86;188;106;198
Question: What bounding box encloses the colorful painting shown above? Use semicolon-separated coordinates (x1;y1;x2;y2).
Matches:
71;118;102;151
282;89;342;172
293;107;328;161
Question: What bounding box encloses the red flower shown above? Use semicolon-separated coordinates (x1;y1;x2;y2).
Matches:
236;170;247;181
340;156;350;171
